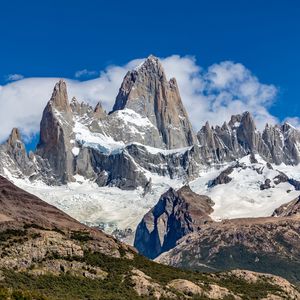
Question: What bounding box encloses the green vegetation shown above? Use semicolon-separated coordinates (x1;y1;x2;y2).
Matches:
70;231;92;242
0;249;289;300
0;229;26;242
0;227;297;299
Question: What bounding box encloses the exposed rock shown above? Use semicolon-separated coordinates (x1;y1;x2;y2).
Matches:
134;185;214;259
0;128;39;179
197;111;300;166
272;196;300;217
36;80;75;183
29;259;108;279
112;55;196;149
93;101;107;120
156;213;300;284
167;279;204;296
205;284;237;300
208;165;234;187
260;179;272;190
131;268;175;299
2;57;300;192
226;270;300;300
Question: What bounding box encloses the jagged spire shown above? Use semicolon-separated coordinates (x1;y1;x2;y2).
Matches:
6;127;27;161
50;80;71;112
94;101;106;120
111;55;196;149
7;128;21;146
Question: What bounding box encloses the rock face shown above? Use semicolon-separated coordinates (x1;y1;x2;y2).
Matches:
36;80;75;183
0;68;202;190
0;128;41;179
273;196;300;217
197;111;300;165
134;185;214;259
112;55;196;149
2;56;300;192
156;212;300;284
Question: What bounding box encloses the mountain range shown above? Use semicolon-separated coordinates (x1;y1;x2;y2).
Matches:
1;55;300;298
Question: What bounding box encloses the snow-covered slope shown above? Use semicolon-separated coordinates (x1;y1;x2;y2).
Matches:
4;153;300;245
4;170;182;244
190;155;300;220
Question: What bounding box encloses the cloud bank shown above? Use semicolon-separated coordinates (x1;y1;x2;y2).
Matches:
0;55;282;143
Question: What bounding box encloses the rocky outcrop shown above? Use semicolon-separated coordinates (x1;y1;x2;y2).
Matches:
272;196;300;217
208;165;234;187
156;213;300;284
0;128;39;179
134;185;214;259
197;111;300;165
36;80;75;183
112;55;196;149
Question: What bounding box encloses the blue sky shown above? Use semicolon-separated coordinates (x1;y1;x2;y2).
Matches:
0;0;299;149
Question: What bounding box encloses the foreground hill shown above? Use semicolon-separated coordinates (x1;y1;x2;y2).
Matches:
0;175;299;299
152;193;300;284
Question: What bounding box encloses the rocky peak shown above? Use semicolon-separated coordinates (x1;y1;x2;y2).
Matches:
134;185;214;259
282;122;296;133
0;128;37;178
112;55;196;149
7;128;22;148
136;54;165;77
94;101;107;120
235;111;260;152
70;97;80;113
240;111;256;130
6;127;27;159
228;114;243;128
36;80;75;183
49;79;71;113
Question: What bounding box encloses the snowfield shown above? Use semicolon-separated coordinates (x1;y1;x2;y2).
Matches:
3;154;300;245
190;156;300;220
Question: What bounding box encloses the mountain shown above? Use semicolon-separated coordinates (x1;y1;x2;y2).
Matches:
197;111;300;165
1;54;300;245
150;188;300;284
0;175;299;300
134;185;214;259
2;56;300;190
112;55;196;149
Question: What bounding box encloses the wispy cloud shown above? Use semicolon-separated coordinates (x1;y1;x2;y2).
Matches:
74;69;98;79
5;74;24;81
0;55;280;143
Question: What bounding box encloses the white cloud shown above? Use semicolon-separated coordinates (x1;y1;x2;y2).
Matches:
6;74;24;81
74;69;98;79
0;55;280;144
162;57;278;130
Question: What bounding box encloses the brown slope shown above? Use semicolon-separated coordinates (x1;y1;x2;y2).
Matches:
156;212;300;283
0;175;82;230
0;175;132;257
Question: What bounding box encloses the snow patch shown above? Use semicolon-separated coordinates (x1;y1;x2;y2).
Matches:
73;121;125;155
